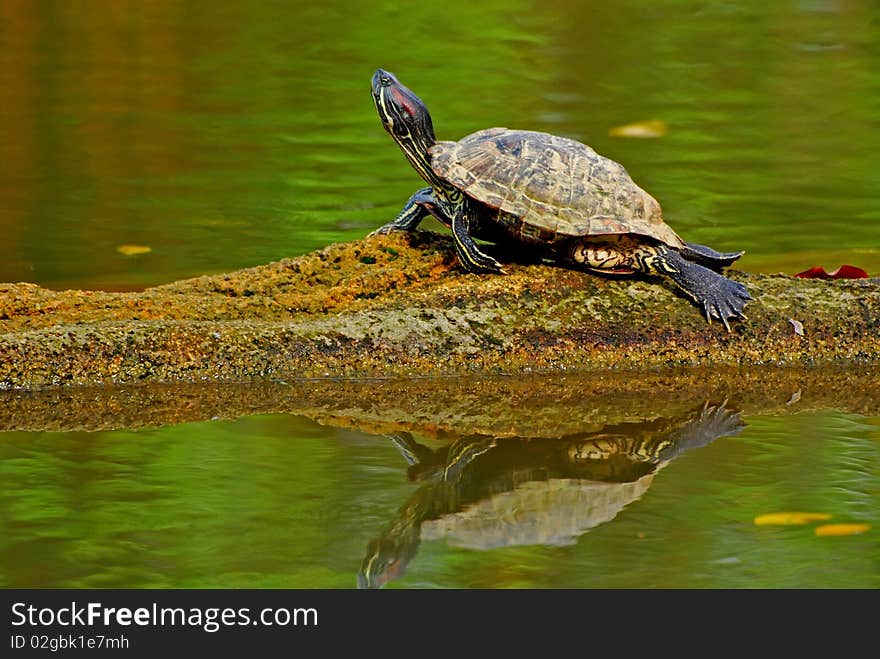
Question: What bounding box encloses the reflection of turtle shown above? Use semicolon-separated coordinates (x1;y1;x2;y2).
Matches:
358;401;744;588
369;69;751;329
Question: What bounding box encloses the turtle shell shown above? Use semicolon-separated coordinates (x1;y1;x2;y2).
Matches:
420;473;657;549
429;127;684;248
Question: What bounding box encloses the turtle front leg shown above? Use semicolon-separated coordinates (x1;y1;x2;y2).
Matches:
450;211;505;274
442;437;497;483
369;187;447;236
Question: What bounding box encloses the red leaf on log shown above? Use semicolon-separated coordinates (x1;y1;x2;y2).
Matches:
794;264;868;279
829;265;869;279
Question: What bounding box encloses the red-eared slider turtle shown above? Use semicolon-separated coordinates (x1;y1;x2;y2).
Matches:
358;401;744;588
370;69;751;329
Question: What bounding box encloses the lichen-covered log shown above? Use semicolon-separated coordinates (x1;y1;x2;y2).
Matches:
0;231;878;389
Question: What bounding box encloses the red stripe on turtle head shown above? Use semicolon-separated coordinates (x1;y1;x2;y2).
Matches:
391;87;417;118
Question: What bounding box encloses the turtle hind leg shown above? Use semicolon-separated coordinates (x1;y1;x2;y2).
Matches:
650;247;751;330
680;242;744;270
570;238;751;330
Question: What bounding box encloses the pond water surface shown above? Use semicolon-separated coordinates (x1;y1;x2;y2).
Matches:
2;377;879;589
0;0;878;588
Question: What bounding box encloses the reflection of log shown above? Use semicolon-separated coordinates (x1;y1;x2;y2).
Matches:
1;231;878;390
0;367;877;434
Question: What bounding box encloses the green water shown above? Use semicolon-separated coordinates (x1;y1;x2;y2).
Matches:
1;0;878;289
0;0;878;588
1;402;878;588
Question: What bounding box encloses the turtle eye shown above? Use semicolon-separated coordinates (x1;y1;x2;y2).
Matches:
380;75;392;87
393;119;410;138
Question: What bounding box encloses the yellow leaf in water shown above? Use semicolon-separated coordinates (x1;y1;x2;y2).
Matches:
754;512;832;526
608;119;668;138
814;523;870;537
116;244;152;256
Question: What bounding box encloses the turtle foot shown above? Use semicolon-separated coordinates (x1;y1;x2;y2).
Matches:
698;277;751;331
657;400;746;460
662;250;751;331
457;253;506;276
451;215;506;275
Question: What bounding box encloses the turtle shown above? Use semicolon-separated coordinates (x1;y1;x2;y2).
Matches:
369;69;751;329
357;400;745;588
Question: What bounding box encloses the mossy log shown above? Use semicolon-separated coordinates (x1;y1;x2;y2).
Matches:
0;231;878;390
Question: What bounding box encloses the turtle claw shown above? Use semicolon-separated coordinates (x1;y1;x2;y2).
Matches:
720;310;732;333
703;301;731;332
690;272;750;331
368;224;403;238
701;284;751;331
478;256;506;275
487;261;507;276
461;258;505;276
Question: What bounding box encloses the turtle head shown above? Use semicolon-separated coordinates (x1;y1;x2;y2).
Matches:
372;69;438;183
372;69;435;143
357;534;417;590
